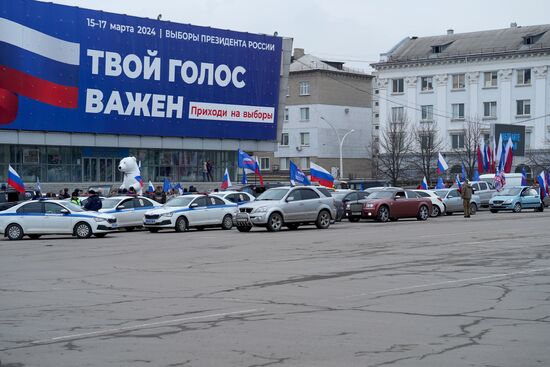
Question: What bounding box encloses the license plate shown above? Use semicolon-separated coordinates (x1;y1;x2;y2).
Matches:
111;223;118;228
352;212;362;216
144;219;156;225
236;213;249;220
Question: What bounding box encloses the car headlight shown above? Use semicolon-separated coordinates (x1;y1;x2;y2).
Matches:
161;212;173;217
365;203;374;208
253;206;268;213
503;200;512;204
94;217;107;222
345;204;351;209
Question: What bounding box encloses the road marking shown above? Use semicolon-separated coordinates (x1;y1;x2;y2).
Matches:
30;308;261;345
343;267;550;299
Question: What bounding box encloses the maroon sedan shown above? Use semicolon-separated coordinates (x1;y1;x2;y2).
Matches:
346;188;432;222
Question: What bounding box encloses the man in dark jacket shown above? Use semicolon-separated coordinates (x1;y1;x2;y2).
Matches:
84;190;102;211
461;179;473;218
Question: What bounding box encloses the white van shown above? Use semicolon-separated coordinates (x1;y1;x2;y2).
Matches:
479;173;523;188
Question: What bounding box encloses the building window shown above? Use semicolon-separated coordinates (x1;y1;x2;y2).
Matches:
483;101;497;118
391;107;404;122
300;132;310;146
279;158;289;170
421;105;433;121
259;157;270;171
421;76;433;91
375;101;379;106
375;89;379;94
451;133;465;149
516;69;531;85
484;71;498;87
452;74;465;89
526;131;531;149
300;107;310;121
451;103;465;119
374;113;379;118
280;133;289;146
392;78;404;93
284;108;289;122
516;99;531;116
421;134;433;149
299;81;310;95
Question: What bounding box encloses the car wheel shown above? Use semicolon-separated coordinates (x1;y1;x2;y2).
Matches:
431;205;441;217
28;234;42;240
469;203;477;215
513;203;522;213
417;205;429;221
221;214;233;230
490;209;499;213
175;216;188;232
148;228;160;233
348;216;360;223
287;223;300;230
74;222;92;239
377;206;389;222
237;225;252;232
315;210;331;229
6;224;24;241
94;233;107;238
266;212;283;232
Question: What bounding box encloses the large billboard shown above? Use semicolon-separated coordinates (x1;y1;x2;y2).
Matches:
0;0;282;140
492;123;526;156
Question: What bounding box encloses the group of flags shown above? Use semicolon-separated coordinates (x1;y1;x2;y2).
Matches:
537;171;550;200
477;135;515;174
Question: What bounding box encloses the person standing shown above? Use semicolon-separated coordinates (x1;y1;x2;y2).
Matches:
70;190;81;206
206;160;214;182
84;190;102;211
461;179;473;218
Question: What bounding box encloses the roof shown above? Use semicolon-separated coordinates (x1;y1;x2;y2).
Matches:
375;24;550;65
290;54;369;75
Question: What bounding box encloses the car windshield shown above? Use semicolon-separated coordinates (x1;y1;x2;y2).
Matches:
63;202;85;212
433;190;448;198
165;197;194;207
499;188;522;196
101;198;120;209
368;191;395;199
257;188;289;201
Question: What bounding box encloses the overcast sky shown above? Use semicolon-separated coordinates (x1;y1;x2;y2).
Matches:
44;0;550;71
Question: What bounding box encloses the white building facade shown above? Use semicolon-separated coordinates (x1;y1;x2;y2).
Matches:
372;25;550;176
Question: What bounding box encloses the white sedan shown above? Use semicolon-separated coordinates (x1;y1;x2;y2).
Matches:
143;194;237;232
414;190;446;217
99;196;161;230
211;191;255;205
0;200;117;240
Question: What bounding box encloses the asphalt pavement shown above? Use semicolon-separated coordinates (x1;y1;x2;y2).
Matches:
1;210;549;367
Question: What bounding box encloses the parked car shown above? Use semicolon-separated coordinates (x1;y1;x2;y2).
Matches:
489;186;544;213
432;188;481;215
212;191;255;205
413;190;445;217
0;189;35;211
0;200;117;240
234;186;336;232
99;196;161;230
346;188;432;222
331;190;370;221
460;181;496;207
143;195;237;232
479;173;523;188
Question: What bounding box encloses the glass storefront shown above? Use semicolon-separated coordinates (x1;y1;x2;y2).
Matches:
0;145;237;183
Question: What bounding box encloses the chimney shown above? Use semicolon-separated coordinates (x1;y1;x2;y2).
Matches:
510;22;517;28
293;48;305;60
447;29;454;35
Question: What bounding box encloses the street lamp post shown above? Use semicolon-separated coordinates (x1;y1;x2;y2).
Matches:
320;116;355;180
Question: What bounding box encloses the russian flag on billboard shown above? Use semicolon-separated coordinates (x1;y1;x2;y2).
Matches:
8;165;25;193
310;162;334;188
537;171;547;200
437;153;448;174
420;176;428;190
220;168;232;190
289;160;310;186
0;18;79;124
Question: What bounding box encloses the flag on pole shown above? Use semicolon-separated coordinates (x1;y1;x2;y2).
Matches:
477;138;485;173
289;160;310;186
521;167;528;186
496;134;504;172
420;176;428;190
241;168;247;185
435;177;445;189
220;168;232;190
473;169;480;181
238;149;264;186
437;153;448;174
537;171;547;200
461;162;467;181
8;165;25;193
491;135;497;173
36;177;41;192
310;162;334;188
455;174;462;193
163;177;171;192
503;137;514;173
147;181;154;193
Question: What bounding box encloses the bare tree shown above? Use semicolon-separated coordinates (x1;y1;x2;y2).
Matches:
526;149;550;174
411;121;444;185
377;113;413;186
452;117;482;179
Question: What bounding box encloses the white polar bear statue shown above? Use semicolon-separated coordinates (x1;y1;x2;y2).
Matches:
118;156;143;195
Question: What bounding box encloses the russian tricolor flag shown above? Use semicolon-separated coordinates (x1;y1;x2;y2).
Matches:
419;176;428;190
220;168;232;190
437;153;448;174
147;181;154;193
537;171;548;200
8;165;25;193
455;174;462;193
0;17;79;124
310;162;334;188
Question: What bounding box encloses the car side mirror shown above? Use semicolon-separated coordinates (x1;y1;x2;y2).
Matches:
60;208;69;214
190;203;199;208
286;196;295;202
116;205;125;210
